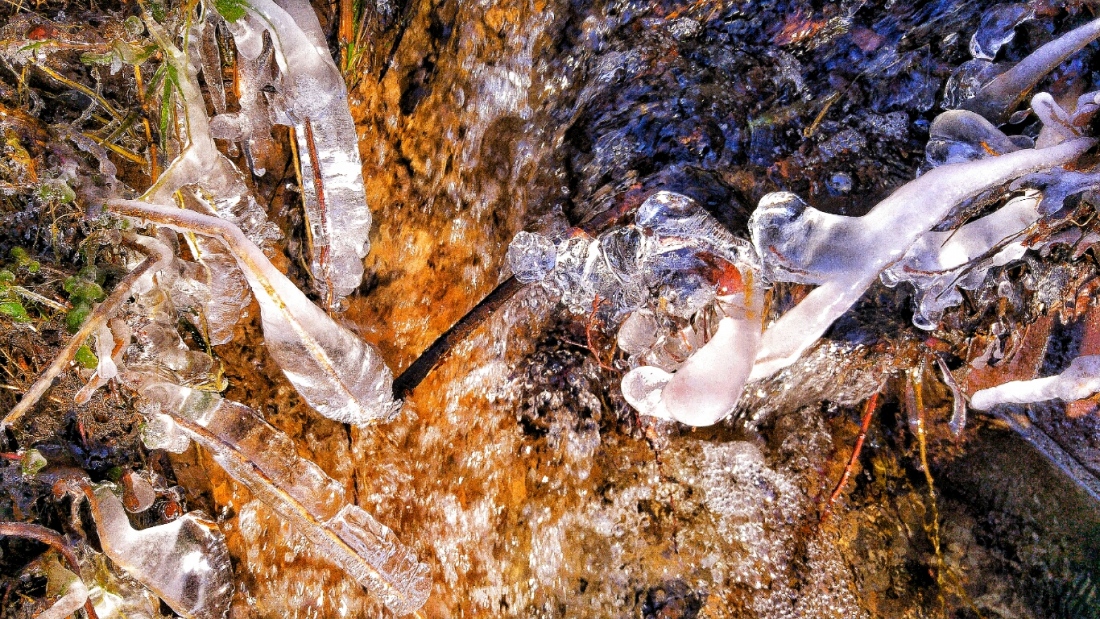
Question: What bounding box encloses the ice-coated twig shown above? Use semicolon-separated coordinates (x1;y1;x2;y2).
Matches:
139;383;430;615
217;0;372;304
1;236;170;431
142;14;279;247
107;199;399;425
749;137;1094;380
964;17;1100;124
83;483;233;619
985;406;1100;503
970;354;1100;410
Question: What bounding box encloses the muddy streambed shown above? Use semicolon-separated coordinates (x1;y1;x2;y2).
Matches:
1;0;1100;617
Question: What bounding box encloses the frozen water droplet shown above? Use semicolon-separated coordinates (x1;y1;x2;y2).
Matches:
616;310;659;355
943;59;1001;109
827;172;852;194
507;231;557;283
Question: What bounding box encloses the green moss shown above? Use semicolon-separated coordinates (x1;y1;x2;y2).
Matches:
66;302;92;333
212;0;250;22
75;344;99;369
0;300;29;322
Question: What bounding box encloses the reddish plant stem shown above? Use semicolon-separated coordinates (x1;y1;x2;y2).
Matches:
302;117;335;310
0;521;100;619
820;392;879;523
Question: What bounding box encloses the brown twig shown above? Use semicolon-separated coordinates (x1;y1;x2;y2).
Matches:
0;521;100;619
819;392;879;523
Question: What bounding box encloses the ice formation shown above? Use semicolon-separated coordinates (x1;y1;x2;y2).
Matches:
962;16;1100;123
215;0;373;304
508;191;762;425
749;136;1094;379
108;199;399;425
138;382;431;616
970;355;1100;410
141;16;280;249
37;558;89;619
880;191;1044;329
620;294;760;426
84;483;233;619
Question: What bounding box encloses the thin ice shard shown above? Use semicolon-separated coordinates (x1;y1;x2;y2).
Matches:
141;383;431;615
84;483;233;619
108;199;399;425
218;0;372;304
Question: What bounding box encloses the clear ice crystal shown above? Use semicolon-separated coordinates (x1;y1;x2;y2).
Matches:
506;231;557;283
38;557;89;619
85;483;233;619
217;0;373;303
140;383;431;615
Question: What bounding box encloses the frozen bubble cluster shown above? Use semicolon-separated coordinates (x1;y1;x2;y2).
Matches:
507;191;756;322
509;191;762;426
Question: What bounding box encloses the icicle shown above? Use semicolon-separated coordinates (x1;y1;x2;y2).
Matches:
218;0;373;305
970;354;1100;410
140;383;431;615
963;17;1100;124
749;137;1094;379
108;199;399;425
84;483;233;619
936;357;967;436
174;188;253;346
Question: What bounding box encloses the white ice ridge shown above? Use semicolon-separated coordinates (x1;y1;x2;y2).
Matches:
141;383;431;616
217;0;372;304
85;483;233;619
748;136;1094;380
970;355;1100;410
108;199;399;425
621;294;761;426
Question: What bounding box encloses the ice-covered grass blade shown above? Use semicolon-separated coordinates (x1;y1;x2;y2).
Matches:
107;199;400;425
142;383;431;615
